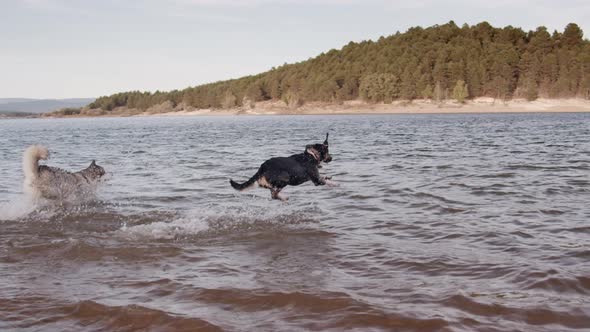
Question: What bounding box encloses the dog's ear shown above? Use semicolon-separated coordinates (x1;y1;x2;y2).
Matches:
306;145;321;161
90;160;96;166
324;133;329;146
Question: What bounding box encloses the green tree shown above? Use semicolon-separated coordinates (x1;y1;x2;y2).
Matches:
359;73;400;103
422;84;433;100
562;23;583;48
452;80;469;103
400;69;416;100
221;90;237;109
282;90;303;108
434;81;444;103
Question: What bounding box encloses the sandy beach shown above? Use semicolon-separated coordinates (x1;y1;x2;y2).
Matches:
39;98;590;118
133;98;590;117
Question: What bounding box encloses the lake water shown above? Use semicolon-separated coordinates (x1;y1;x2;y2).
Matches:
1;113;589;331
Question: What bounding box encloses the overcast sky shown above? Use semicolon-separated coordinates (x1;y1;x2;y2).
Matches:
1;0;588;99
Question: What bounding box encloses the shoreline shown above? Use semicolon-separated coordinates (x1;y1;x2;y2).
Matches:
34;98;590;118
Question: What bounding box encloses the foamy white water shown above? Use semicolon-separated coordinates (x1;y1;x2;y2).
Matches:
0;196;37;220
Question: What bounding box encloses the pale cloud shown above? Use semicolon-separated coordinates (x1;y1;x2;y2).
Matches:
14;0;590;15
171;0;590;8
173;0;362;7
16;0;93;15
3;0;589;98
19;0;62;9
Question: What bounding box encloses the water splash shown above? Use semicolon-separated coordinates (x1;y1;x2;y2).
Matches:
0;195;38;221
118;202;321;241
0;188;105;222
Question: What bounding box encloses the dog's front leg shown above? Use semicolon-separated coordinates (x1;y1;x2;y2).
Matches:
310;172;326;186
310;168;338;187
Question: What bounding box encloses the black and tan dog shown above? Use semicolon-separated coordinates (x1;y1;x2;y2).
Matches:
230;133;333;200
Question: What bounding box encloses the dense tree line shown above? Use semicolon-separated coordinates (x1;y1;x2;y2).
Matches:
88;21;590;111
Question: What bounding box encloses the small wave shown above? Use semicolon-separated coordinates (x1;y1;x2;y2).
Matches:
471;189;517;196
506;164;571;171
549;226;590;234
524;276;590;295
175;287;448;331
510;231;534;239
118;204;321;241
0;295;223;331
479;172;516;178
567;179;589;186
441;294;590;329
539;209;566;215
118;215;209;241
65;300;222;331
413;192;470;205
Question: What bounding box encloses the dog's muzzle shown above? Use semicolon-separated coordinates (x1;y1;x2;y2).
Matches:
324;155;332;163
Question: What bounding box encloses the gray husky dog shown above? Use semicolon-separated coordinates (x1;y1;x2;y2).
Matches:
23;145;106;200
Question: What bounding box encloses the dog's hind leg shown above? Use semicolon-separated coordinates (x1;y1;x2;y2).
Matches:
270;188;288;201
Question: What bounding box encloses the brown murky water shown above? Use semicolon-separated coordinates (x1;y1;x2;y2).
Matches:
1;114;589;331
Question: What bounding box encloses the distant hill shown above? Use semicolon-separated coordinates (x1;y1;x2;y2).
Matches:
0;110;37;118
62;21;590;115
0;98;37;104
0;98;94;113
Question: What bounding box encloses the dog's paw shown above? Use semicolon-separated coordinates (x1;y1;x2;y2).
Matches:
325;179;339;187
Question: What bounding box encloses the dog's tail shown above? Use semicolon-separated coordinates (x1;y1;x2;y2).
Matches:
230;169;261;191
23;145;49;181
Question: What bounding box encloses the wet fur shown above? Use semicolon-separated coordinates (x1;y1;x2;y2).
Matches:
23;145;106;200
230;133;333;201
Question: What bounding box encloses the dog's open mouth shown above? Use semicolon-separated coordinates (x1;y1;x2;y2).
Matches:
97;173;112;182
